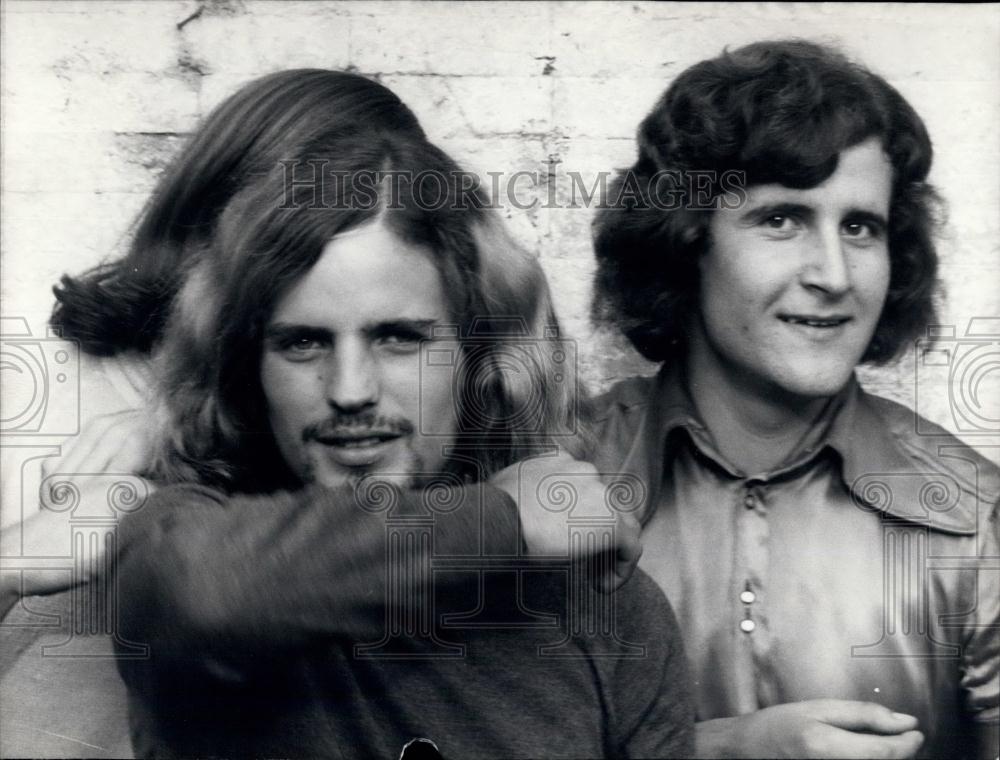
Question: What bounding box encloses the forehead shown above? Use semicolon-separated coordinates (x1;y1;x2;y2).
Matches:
743;139;892;212
268;218;447;326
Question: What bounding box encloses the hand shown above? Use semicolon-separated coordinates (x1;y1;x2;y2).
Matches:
40;409;154;485
696;700;924;759
2;410;156;611
490;450;643;592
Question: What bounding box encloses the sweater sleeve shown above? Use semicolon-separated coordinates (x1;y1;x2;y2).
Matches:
114;481;521;683
613;572;695;758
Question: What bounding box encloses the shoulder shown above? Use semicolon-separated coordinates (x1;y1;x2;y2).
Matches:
859;390;1000;535
617;568;683;633
865;391;999;497
590;374;659;424
577;569;693;749
585;374;660;460
586;568;685;659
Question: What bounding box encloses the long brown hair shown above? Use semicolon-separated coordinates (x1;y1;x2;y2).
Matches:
51;69;425;356
149;133;581;491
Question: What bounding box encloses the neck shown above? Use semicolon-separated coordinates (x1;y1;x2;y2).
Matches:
685;336;834;475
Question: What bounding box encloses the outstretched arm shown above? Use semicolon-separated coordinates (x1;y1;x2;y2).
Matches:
114;482;519;675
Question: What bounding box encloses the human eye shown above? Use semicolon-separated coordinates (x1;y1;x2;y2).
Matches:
284;337;321;354
756;210;803;238
764;214;793;229
842;218;885;243
267;329;329;362
373;324;428;354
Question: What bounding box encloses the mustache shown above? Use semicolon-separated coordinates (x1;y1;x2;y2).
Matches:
302;411;415;443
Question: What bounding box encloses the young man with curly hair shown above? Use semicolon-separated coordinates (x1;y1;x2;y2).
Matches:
589;40;998;759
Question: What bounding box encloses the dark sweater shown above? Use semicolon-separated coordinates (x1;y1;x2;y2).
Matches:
115;482;693;758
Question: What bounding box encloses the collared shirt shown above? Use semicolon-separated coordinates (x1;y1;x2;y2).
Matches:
589;365;999;759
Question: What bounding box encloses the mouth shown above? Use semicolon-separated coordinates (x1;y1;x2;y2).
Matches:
315;431;403;447
312;431;404;467
778;314;852;329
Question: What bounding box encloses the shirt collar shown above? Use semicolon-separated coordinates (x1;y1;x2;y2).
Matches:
643;365;975;534
647;361;838;479
825;379;975;533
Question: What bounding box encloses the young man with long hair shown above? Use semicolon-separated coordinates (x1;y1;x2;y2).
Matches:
112;131;693;758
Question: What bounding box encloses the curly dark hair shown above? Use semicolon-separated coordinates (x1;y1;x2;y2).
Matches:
592;39;941;364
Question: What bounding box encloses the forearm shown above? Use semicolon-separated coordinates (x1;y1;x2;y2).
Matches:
974;721;999;760
0;579;17;621
693;717;741;759
0;525;25;621
115;482;519;664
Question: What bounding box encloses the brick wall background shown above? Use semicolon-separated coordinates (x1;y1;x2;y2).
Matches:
2;0;998;460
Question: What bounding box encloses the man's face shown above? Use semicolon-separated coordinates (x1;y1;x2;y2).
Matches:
260;218;458;488
693;138;892;402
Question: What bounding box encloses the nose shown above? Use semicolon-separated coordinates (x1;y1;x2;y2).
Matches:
324;339;379;414
800;225;851;297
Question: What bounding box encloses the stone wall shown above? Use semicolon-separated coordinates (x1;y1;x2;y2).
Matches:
3;0;998;457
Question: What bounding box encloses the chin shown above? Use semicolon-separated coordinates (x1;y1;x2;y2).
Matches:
775;371;854;401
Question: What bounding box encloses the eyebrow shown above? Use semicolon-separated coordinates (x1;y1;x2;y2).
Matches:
739;202;888;229
842;208;889;229
263;324;333;344
366;319;440;338
738;202;813;225
264;318;441;341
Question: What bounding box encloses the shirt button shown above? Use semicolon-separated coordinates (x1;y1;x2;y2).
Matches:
743;494;755;509
740;619;756;633
740;590;756;604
